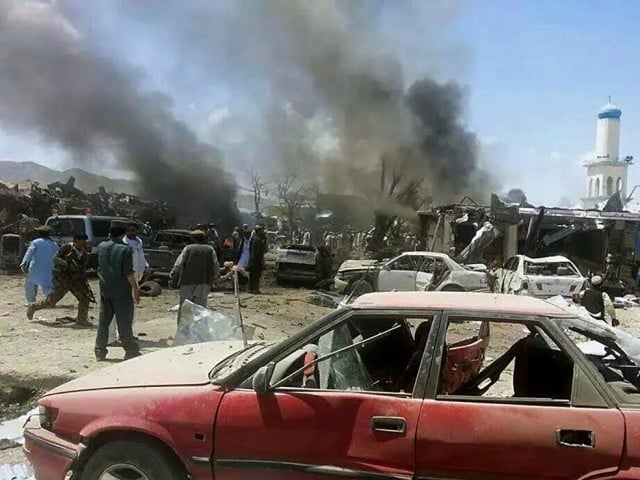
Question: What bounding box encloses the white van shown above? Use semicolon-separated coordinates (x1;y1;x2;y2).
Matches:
44;215;132;267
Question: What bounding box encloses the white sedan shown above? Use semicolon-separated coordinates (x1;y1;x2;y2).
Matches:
334;251;489;295
492;254;586;298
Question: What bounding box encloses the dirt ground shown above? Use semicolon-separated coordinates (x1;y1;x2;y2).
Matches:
3;269;640;469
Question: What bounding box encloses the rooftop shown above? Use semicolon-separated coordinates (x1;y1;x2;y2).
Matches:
598;101;622;120
350;291;570;317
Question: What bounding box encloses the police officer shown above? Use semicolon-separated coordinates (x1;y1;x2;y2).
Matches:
580;275;619;327
94;221;141;361
27;233;94;325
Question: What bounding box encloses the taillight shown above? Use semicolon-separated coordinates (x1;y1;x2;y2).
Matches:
39;405;59;431
569;285;577;293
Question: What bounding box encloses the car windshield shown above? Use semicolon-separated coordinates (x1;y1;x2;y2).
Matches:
557;315;640;401
209;343;272;381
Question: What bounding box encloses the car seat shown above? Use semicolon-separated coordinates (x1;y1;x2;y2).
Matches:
513;335;573;399
395;321;432;393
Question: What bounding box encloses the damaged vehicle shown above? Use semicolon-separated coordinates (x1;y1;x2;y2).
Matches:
334;251;488;296
27;291;640;480
274;244;333;285
492;254;587;298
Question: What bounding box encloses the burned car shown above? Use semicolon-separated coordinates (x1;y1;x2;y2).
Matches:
492;254;587;298
24;291;640;480
334;251;488;296
274;244;332;285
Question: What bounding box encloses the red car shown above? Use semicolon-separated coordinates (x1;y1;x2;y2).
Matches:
24;292;640;480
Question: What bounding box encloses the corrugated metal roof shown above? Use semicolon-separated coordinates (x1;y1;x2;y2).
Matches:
0;463;33;480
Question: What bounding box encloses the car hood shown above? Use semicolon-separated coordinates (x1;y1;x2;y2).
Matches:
46;341;247;395
338;259;379;272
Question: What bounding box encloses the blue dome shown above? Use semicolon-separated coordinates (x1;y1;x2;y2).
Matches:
598;102;622;120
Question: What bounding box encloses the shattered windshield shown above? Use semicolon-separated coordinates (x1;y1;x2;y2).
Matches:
523;261;579;277
557;315;640;402
209;343;272;381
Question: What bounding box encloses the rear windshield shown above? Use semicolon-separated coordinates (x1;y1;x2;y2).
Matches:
47;218;86;237
90;219;113;239
523;261;579;277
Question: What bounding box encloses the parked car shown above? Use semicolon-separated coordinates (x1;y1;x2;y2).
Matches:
143;229;195;281
492;254;586;297
24;291;640;480
334;251;488;295
274;244;332;285
44;215;132;268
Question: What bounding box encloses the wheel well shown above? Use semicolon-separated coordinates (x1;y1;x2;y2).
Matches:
440;284;465;292
74;430;189;478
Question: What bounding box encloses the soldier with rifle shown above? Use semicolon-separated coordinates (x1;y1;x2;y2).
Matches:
27;233;95;326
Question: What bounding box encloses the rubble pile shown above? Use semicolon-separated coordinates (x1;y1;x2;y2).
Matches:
0;176;174;232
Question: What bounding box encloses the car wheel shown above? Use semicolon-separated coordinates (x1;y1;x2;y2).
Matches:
80;440;187;480
346;278;373;297
440;284;465;292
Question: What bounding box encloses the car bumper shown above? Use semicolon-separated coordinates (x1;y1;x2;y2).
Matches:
23;418;84;480
334;277;349;293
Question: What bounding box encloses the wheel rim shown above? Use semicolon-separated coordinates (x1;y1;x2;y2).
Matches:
98;463;150;480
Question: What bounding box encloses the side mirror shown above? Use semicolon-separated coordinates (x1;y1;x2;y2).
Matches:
252;362;275;394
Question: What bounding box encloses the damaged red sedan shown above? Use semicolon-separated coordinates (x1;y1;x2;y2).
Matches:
24;292;640;480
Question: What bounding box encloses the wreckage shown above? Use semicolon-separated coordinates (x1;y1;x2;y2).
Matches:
0;176;173;234
419;192;640;294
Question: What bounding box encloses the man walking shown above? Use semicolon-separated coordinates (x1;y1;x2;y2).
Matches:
94;221;141;361
108;221;147;344
248;225;267;294
27;233;94;325
20;226;58;308
580;275;619;327
170;229;219;324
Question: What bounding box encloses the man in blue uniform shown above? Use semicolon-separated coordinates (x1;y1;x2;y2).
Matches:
94;221;141;361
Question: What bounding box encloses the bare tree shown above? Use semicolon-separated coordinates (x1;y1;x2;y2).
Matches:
248;169;271;216
368;152;427;256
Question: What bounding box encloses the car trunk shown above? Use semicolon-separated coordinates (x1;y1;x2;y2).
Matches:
526;274;583;296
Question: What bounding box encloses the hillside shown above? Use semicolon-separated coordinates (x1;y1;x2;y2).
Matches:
0;160;138;194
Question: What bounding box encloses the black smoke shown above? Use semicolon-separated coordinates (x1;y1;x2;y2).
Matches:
0;1;238;229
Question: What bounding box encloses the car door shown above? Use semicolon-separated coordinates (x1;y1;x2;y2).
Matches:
378;254;418;291
213;311;435;480
415;256;435;291
415;312;625;480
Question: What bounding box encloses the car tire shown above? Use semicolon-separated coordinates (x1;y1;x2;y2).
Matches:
440;284;465;292
346;278;373;297
139;280;162;297
80;440;187;480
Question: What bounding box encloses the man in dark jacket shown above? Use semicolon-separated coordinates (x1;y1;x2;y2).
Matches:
94;221;141;361
580;275;619;326
170;230;220;324
248;225;267;294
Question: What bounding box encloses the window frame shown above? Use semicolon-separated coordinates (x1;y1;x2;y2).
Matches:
422;311;618;409
244;309;442;400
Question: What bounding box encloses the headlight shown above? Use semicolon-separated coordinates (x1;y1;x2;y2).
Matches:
39;404;59;431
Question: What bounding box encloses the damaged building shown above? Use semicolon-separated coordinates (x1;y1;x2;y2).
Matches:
419;193;640;291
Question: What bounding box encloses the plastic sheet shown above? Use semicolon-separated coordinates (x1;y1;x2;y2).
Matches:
174;300;245;346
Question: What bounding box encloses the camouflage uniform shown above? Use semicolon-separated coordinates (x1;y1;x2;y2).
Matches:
30;243;95;325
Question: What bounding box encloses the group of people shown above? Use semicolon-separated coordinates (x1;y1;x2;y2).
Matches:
20;221;148;360
169;223;267;324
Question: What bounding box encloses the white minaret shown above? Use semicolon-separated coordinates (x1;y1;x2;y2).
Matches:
582;98;631;208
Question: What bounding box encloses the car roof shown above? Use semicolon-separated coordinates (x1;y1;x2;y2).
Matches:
157;229;193;235
520;255;572;264
400;251;449;259
349;291;570;317
46;215;130;221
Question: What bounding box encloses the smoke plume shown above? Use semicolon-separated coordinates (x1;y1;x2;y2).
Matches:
226;0;490;205
0;0;238;228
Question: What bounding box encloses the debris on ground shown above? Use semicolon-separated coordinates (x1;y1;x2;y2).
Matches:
173;300;246;346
